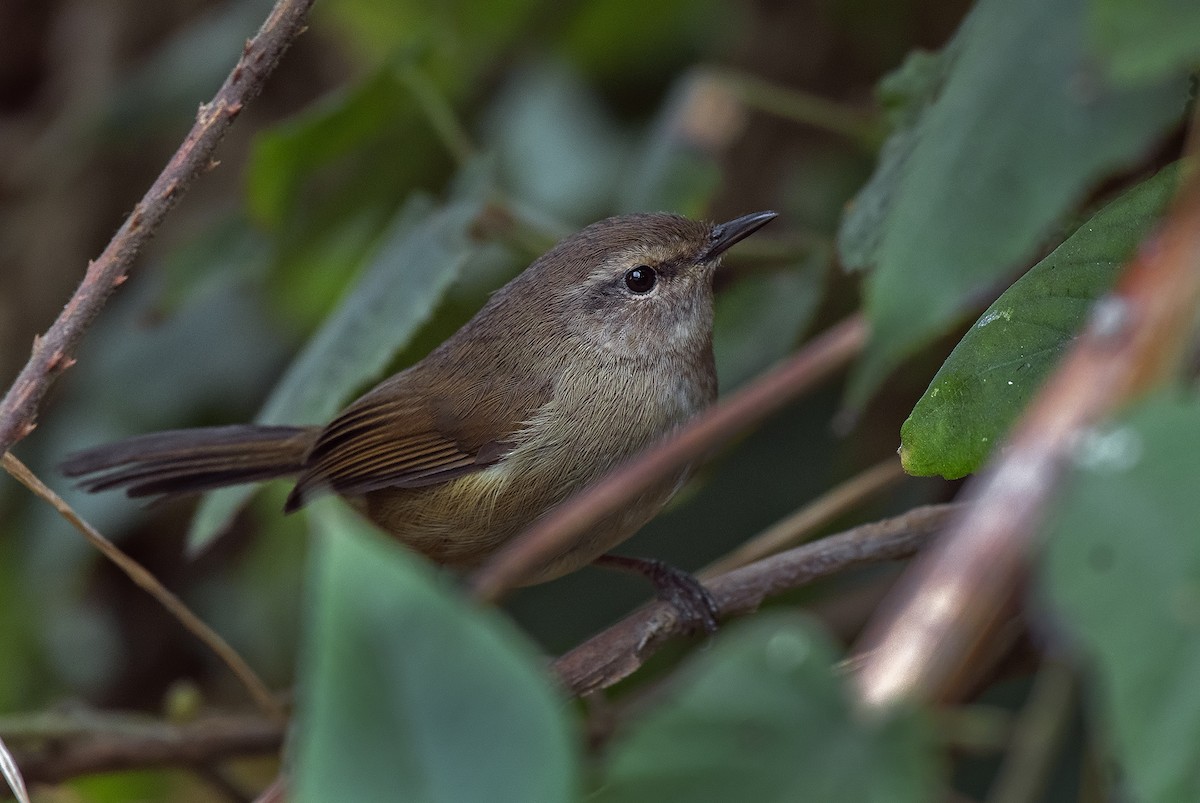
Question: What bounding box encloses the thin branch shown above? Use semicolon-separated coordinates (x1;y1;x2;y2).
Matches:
1;454;285;723
399;64;477;167
554;503;958;697
850;161;1200;709
713;68;885;149
700;456;906;578
0;0;317;455
986;661;1076;803
0;735;29;803
471;315;868;601
1;711;282;787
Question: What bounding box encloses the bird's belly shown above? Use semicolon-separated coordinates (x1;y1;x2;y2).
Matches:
361;369;711;582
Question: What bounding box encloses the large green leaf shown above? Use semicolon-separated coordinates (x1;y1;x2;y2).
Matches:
248;65;430;231
837;49;949;274
293;502;578;802
842;0;1187;409
187;170;487;552
900;165;1177;479
248;64;452;327
1089;0;1200;84
594;615;936;802
1040;393;1200;803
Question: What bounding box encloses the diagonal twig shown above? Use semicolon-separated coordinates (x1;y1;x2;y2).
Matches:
0;734;30;803
2;454;285;723
470;315;868;601
700;456;906;578
0;0;317;456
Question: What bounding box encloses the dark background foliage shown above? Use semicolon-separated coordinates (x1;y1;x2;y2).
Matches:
1;0;1196;799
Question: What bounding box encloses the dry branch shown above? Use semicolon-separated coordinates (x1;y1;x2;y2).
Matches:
700;456;905;578
2;454;285;723
471;315;868;601
0;0;317;455
554;503;958;697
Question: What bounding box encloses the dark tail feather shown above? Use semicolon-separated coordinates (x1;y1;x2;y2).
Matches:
61;425;316;498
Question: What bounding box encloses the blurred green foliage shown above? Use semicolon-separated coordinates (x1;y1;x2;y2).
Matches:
839;0;1189;409
295;504;580;802
593;615;936;802
1042;393;1200;803
2;0;1198;799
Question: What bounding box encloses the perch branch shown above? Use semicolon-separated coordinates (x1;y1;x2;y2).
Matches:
0;0;317;455
554;503;958;697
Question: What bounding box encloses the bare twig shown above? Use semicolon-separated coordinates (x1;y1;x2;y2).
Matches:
0;0;317;455
1;711;282;787
1;454;285;723
700;456;906;578
554;503;957;697
713;68;885;149
0;735;29;803
471;315;868;601
987;661;1076;803
850;165;1200;709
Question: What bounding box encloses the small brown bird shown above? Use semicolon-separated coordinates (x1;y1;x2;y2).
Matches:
63;210;776;626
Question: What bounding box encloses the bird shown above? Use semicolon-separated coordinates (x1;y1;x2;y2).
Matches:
62;210;777;629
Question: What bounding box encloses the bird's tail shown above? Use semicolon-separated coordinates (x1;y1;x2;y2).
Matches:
61;425;316;498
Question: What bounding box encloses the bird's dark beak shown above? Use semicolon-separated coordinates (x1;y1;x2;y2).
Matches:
702;211;777;261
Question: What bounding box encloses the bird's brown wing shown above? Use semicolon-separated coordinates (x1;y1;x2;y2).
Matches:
283;371;548;511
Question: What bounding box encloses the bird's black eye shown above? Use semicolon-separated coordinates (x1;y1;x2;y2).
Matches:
624;265;657;294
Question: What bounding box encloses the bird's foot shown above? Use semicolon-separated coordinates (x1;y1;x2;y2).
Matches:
593;554;719;634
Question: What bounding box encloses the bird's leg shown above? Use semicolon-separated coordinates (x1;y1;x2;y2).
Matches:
593;553;719;634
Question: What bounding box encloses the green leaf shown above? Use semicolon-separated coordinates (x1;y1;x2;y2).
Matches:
594;615;936;802
713;260;826;392
248;66;422;230
293;502;578;802
1040;392;1200;803
1089;0;1200;84
187;168;488;552
247;64;453;327
843;0;1187;409
837;49;950;274
900;165;1177;479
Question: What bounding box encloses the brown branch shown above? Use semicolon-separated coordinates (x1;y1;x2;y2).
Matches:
0;0;317;456
1;454;285;723
1;712;282;787
699;456;906;578
471;315;868;601
850;165;1200;709
553;502;958;697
